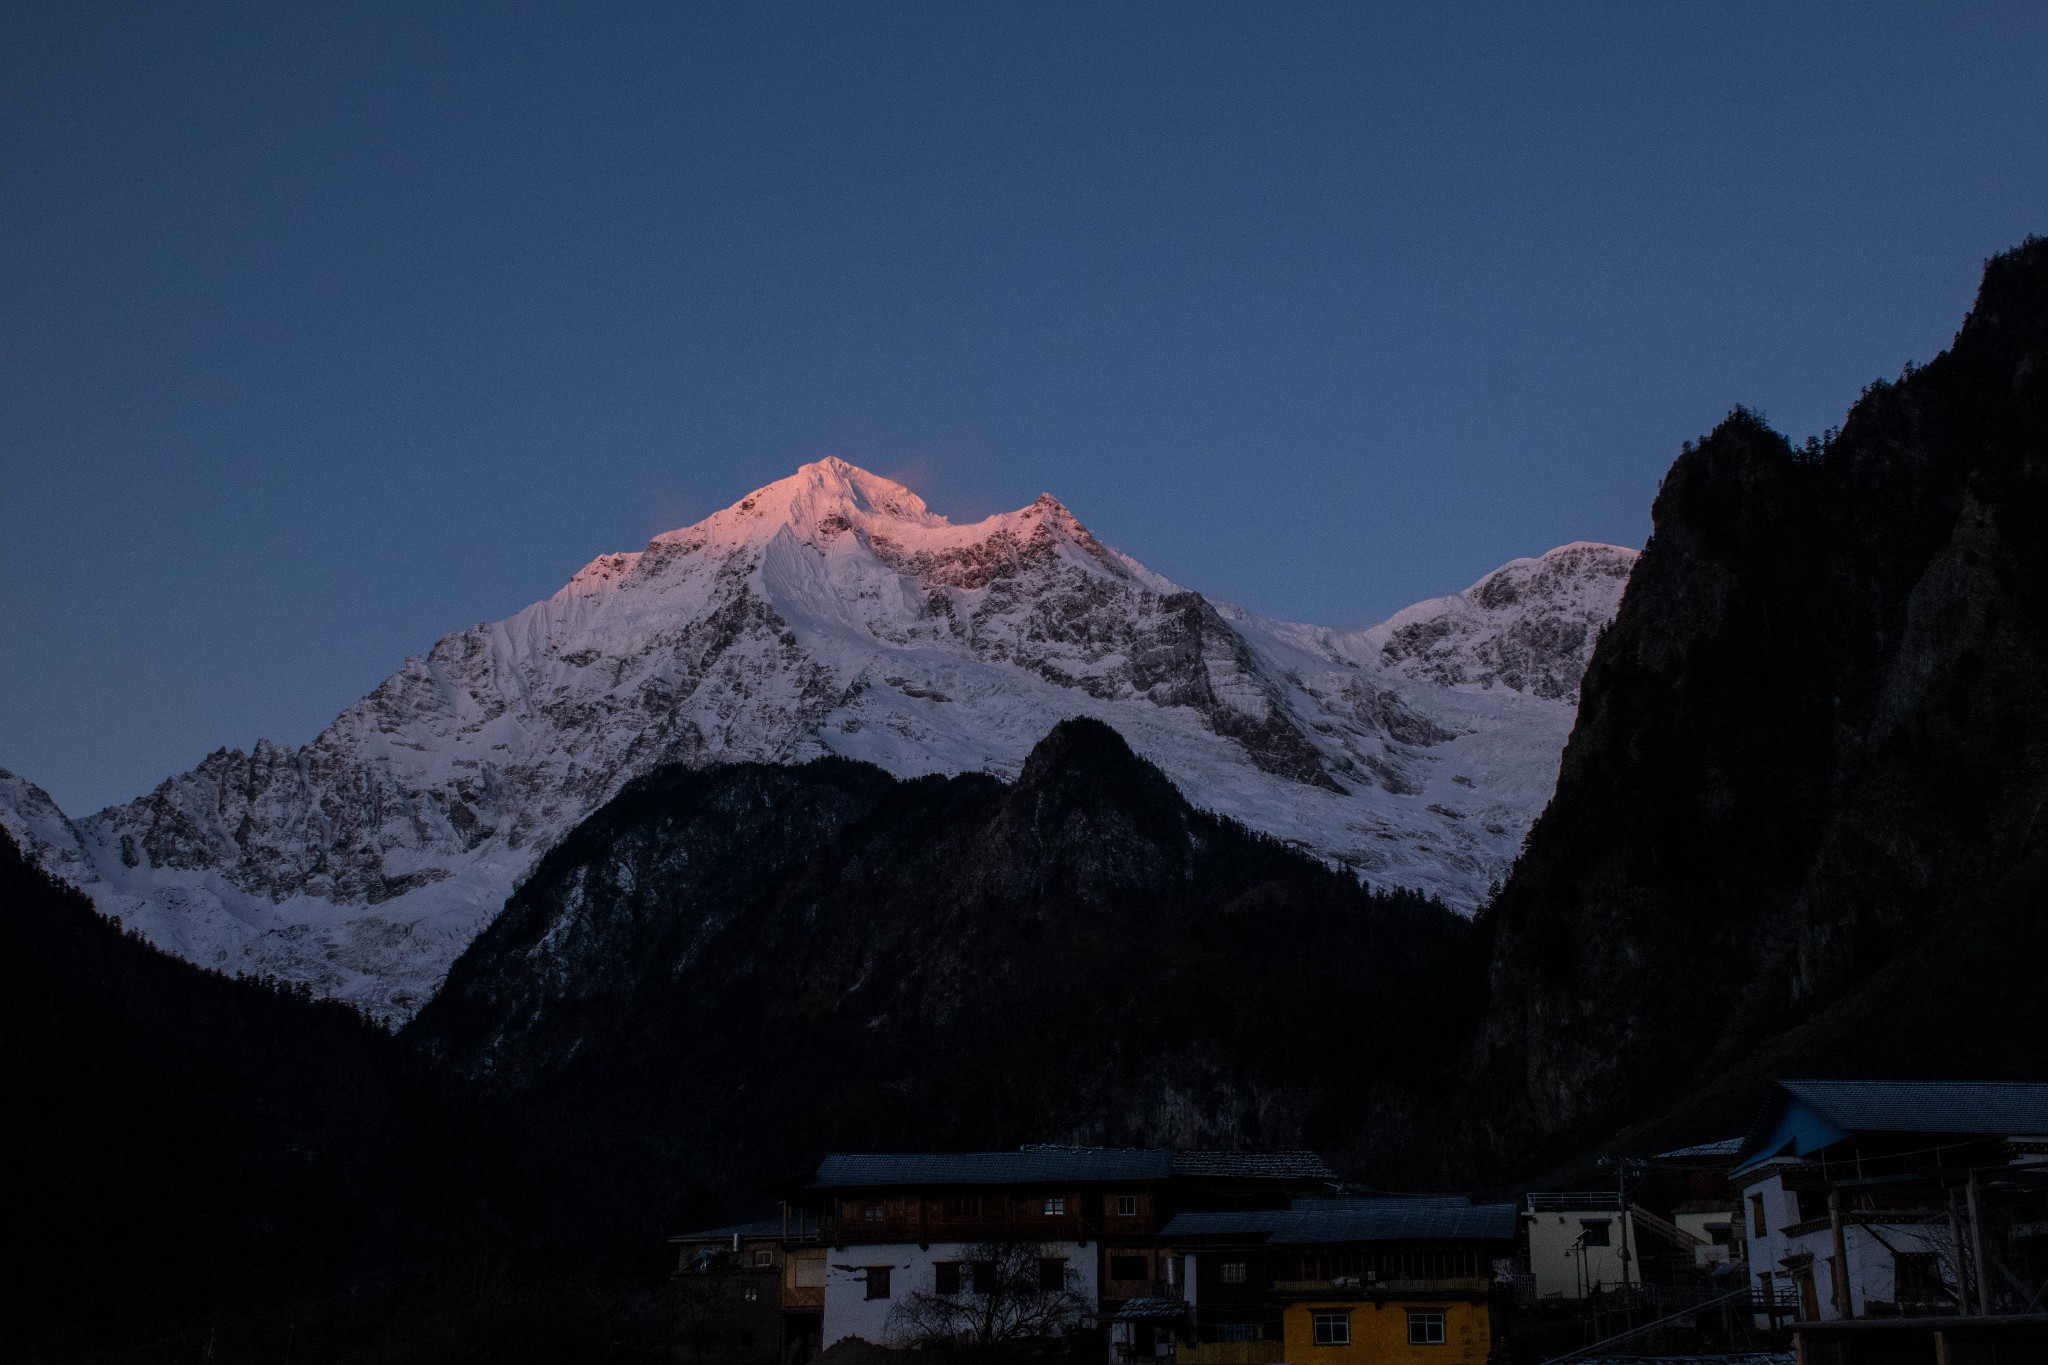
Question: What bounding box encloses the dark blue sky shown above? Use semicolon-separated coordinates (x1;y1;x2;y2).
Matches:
5;3;2045;814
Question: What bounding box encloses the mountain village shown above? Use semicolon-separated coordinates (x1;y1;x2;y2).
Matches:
670;1081;2048;1365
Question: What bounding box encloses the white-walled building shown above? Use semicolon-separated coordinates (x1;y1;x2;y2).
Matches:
1730;1079;2048;1324
1522;1193;1641;1298
775;1147;1334;1352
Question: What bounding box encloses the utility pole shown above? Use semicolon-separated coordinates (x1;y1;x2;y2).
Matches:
1948;1192;1970;1316
1966;1173;1992;1318
1829;1188;1852;1319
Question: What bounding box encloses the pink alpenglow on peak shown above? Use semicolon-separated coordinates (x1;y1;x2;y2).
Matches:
0;461;1636;1021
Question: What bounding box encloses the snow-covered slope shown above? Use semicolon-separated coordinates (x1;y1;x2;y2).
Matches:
0;460;1634;1020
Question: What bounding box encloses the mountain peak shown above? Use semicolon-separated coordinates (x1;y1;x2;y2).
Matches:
653;459;945;548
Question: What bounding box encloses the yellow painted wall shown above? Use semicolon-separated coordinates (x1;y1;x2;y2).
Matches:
1280;1298;1490;1365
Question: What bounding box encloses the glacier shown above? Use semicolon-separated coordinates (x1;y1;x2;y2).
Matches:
0;459;1634;1021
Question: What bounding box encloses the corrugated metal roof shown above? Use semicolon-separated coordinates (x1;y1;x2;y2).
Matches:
1162;1198;1519;1244
1734;1080;2048;1174
809;1150;1175;1188
1780;1080;2048;1135
804;1147;1334;1189
672;1217;787;1241
1653;1138;1745;1160
1172;1151;1335;1181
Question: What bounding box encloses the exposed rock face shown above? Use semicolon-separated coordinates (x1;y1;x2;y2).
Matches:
0;459;1632;1020
405;720;1480;1242
1363;541;1636;700
1443;238;2048;1176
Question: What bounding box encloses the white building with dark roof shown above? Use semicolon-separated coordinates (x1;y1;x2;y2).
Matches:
772;1146;1335;1352
1731;1079;2048;1324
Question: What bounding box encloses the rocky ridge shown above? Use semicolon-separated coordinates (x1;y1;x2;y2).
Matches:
1;460;1633;1019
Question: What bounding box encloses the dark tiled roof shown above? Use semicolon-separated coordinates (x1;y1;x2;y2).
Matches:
672;1217;788;1241
1172;1151;1334;1181
1162;1198;1519;1244
804;1147;1334;1190
1779;1080;2048;1136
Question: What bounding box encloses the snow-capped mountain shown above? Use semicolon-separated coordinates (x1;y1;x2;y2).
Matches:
0;460;1634;1020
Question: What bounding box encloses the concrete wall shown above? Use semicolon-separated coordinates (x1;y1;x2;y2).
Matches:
1525;1209;1638;1298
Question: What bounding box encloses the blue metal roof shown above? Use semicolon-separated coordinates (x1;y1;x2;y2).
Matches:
805;1148;1332;1190
1734;1080;2048;1175
1162;1197;1519;1244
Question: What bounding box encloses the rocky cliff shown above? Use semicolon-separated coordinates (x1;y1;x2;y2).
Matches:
1455;237;2048;1173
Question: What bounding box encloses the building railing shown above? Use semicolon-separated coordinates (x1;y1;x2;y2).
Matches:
1528;1193;1626;1212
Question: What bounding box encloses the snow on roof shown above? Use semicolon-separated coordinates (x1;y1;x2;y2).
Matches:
1653;1137;1745;1160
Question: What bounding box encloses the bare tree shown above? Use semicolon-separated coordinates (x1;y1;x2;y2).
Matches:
674;1248;748;1365
887;1240;1092;1351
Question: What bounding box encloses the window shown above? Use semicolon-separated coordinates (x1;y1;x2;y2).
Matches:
1895;1253;1945;1307
1111;1256;1149;1281
1312;1312;1350;1346
1219;1324;1259;1343
1039;1258;1067;1292
1796;1189;1831;1224
1751;1194;1768;1238
1708;1224;1733;1247
863;1201;886;1222
934;1262;962;1297
1116;1194;1139;1217
865;1266;892;1300
753;1248;773;1266
951;1195;982;1218
1408;1310;1446;1345
1579;1219;1612;1247
1043;1197;1066;1216
1220;1261;1247;1284
972;1261;998;1294
794;1257;825;1288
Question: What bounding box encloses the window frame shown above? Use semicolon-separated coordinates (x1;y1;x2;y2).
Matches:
1312;1311;1351;1346
1579;1218;1612;1247
1407;1309;1447;1345
1039;1257;1068;1292
934;1261;962;1297
865;1266;892;1300
1116;1194;1139;1217
1043;1196;1066;1216
1220;1260;1248;1284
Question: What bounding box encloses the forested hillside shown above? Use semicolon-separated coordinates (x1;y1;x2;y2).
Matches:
407;717;1484;1247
